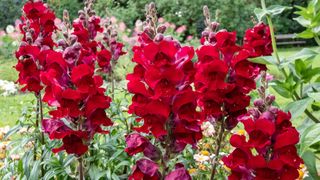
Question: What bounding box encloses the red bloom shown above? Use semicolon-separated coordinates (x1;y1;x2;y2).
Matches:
244;23;272;57
52;133;88;156
129;159;161;180
165;167;191;180
223;99;303;179
125;133;150;156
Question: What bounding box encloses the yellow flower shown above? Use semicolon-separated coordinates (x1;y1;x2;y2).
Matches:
0;161;4;168
0;132;4;141
298;169;304;180
198;164;206;171
223;165;231;172
188;168;197;175
203;143;211;149
0;153;6;159
237;130;246;135
201;150;210;156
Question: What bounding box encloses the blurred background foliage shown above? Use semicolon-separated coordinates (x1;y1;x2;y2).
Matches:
0;0;309;41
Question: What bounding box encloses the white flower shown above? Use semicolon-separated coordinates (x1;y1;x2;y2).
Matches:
0;80;17;96
5;25;15;34
201;121;215;137
194;153;210;163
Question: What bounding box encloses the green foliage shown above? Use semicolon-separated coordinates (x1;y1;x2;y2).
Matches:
294;0;320;40
94;0;307;40
0;0;25;29
46;0;84;21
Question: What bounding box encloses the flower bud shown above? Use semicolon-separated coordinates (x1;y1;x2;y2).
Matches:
157;24;166;34
260;111;275;121
201;31;210;38
69;34;78;45
164;35;173;41
208;32;216;40
266;95;275;105
253;99;264;107
149;2;156;9
154;33;164;42
143;143;161;161
210;22;220;31
73;42;82;51
57;39;67;47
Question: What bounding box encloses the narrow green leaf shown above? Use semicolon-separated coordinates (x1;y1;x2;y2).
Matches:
302;151;320;179
297;29;314;39
284;98;313;119
308;92;320;101
248;56;277;65
267;5;292;16
294;16;311;27
283;48;319;64
29;160;40;180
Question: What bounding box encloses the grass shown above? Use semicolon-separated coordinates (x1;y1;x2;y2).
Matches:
0;93;34;127
0;47;318;127
0;58;18;82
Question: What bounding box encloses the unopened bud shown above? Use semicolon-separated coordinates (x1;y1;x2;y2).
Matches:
253;99;264;107
157;24;166;34
266;95;275;105
164;35;173;41
201;31;210;38
69;35;78;44
210;22;219;31
203;5;210;17
26;32;33;43
154;33;164;42
149;2;155;10
57;39;67;47
73;42;82;51
208;32;216;40
78;10;85;16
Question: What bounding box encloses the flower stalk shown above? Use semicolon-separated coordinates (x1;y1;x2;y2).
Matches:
210;118;225;180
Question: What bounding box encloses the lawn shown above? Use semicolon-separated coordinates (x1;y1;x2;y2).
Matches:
0;46;318;127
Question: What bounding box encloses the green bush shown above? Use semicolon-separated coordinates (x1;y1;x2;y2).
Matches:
94;0;308;40
0;0;26;29
46;0;83;21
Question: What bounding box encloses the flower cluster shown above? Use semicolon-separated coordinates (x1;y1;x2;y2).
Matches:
38;1;115;156
195;22;270;130
15;0;57;93
125;3;200;179
222;74;303;179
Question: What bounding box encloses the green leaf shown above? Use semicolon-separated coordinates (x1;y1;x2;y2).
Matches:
308;92;320;102
302;151;320;179
297;29;314;39
254;8;267;22
115;161;131;169
29;160;40;180
283;48;319;64
248;56;277;65
294;16;311;27
267;5;292;16
284;98;313;119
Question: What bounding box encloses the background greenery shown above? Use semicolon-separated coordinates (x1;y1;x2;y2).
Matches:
0;0;310;41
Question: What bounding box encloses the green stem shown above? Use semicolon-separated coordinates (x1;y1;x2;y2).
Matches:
110;60;115;100
78;156;84;180
210;118;225;180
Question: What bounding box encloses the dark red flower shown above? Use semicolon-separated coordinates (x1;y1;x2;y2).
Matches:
244;23;272;57
165;167;191;180
125;133;150;156
129;159;161;180
52;133;88;156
